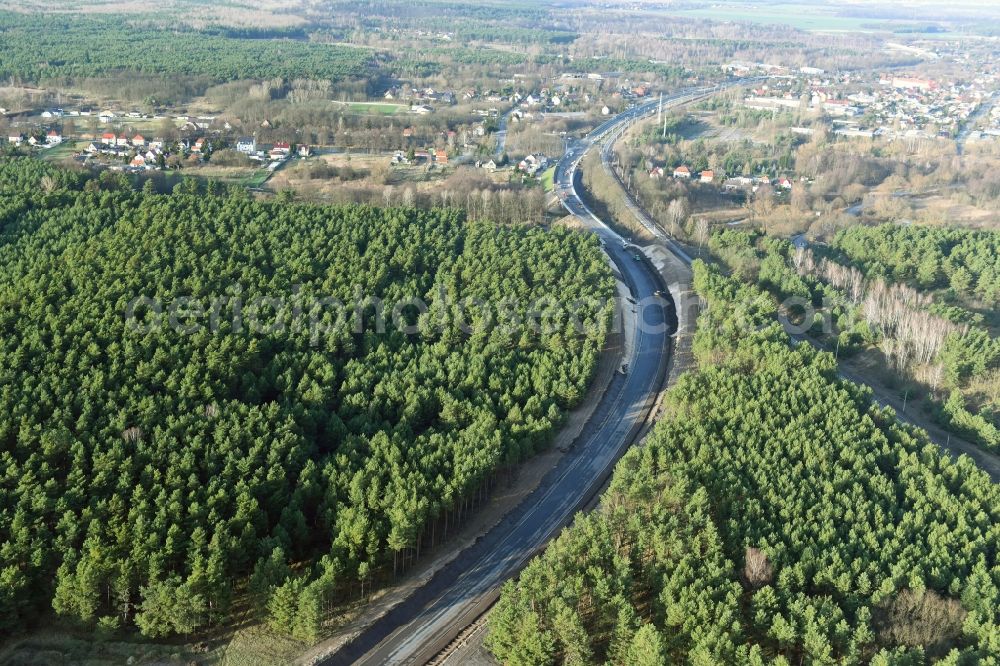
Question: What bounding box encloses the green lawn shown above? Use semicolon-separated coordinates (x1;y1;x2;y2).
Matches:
238;169;273;188
540;165;556;192
39;140;84;161
344;102;407;115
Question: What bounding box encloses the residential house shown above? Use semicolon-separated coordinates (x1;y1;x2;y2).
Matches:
46;130;62;144
673;165;691;179
722;176;754;191
272;141;291;155
402;127;415;138
482;159;497;172
776;177;793;190
434;149;449;164
117;133;129;147
648;166;664;179
130;155;147;168
699;170;715;183
7;133;23;145
297;144;312;157
132;134;146;147
236;136;256;154
101;132;116;145
192;138;206;153
518;154;547;176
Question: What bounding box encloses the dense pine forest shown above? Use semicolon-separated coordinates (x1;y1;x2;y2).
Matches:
0;12;374;83
708;228;1000;455
487;260;1000;664
830;225;1000;310
0;158;614;639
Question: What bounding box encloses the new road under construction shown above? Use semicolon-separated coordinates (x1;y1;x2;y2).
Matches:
319;82;740;666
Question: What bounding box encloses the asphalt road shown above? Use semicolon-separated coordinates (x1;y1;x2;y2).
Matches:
493;108;512;158
557;84;743;264
320;90;688;666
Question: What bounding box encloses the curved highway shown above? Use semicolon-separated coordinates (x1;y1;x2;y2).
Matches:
319;90;693;666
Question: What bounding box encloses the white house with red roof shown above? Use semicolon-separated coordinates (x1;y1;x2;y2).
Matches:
673;165;691;179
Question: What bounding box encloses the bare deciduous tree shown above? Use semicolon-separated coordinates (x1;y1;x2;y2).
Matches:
744;546;773;589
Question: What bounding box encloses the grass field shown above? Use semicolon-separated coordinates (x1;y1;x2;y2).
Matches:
540;165;556;192
237;169;273;188
342;101;407;115
184;164;272;189
38;140;85;161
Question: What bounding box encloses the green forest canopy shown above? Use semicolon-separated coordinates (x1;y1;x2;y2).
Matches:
0;157;614;638
0;12;374;83
831;224;1000;308
487;260;1000;665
